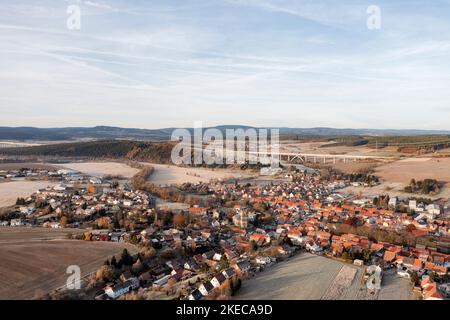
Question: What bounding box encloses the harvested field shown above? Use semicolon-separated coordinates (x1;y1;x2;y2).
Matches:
374;158;450;183
59;162;139;178
339;182;450;200
142;163;253;186
320;161;378;174
235;254;416;300
280;141;407;157
0;227;137;300
234;253;364;300
0;227;84;242
0;180;57;207
378;270;417;300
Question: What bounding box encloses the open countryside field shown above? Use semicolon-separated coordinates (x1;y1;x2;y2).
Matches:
0;227;137;300
378;269;417;300
58;161;255;185
374;157;450;184
280;141;408;157
142;163;254;186
235;253;416;300
59;162;140;178
338;157;450;199
0;227;84;242
0;163;59;170
0;180;57;207
235;253;365;300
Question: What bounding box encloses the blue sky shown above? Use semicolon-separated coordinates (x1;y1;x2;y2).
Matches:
0;0;449;129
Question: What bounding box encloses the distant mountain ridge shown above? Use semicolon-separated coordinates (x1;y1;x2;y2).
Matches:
0;125;449;141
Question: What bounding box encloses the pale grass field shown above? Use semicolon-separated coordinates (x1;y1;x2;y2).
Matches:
340;182;450;200
59;162;140;178
280;141;403;157
142;162;253;186
339;157;450;199
374;158;450;183
235;253;415;300
235;254;365;300
0;180;57;207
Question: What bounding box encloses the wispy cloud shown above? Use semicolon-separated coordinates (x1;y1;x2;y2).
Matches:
0;0;449;129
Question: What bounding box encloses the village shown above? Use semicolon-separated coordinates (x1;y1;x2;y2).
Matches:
0;165;449;301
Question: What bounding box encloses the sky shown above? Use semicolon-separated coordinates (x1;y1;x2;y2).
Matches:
0;0;449;130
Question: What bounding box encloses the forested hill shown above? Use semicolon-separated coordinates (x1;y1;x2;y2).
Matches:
1;125;449;141
0;140;175;164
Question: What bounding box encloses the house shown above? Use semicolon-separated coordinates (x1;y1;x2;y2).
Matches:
421;279;444;300
250;233;270;246
317;231;331;241
184;260;199;271
255;256;272;265
43;221;61;229
388;197;397;208
199;281;215;296
170;269;193;282
138;271;153;285
120;270;134;283
397;266;411;278
224;248;239;261
105;278;139;299
370;243;384;256
109;232;126;242
189;207;208;216
188;289;203;301
19;206;35;215
278;245;295;256
233;260;251;274
10;219;24;227
140;226;156;238
202;250;216;261
413;259;423;271
211;273;227;288
306;242;323;253
383;250;397;263
421;277;434;291
426;204;441;216
152;274;171;288
353;259;364;267
222;267;235;279
399;257;414;269
287;231;303;244
213;253;223;262
232;213;248;228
